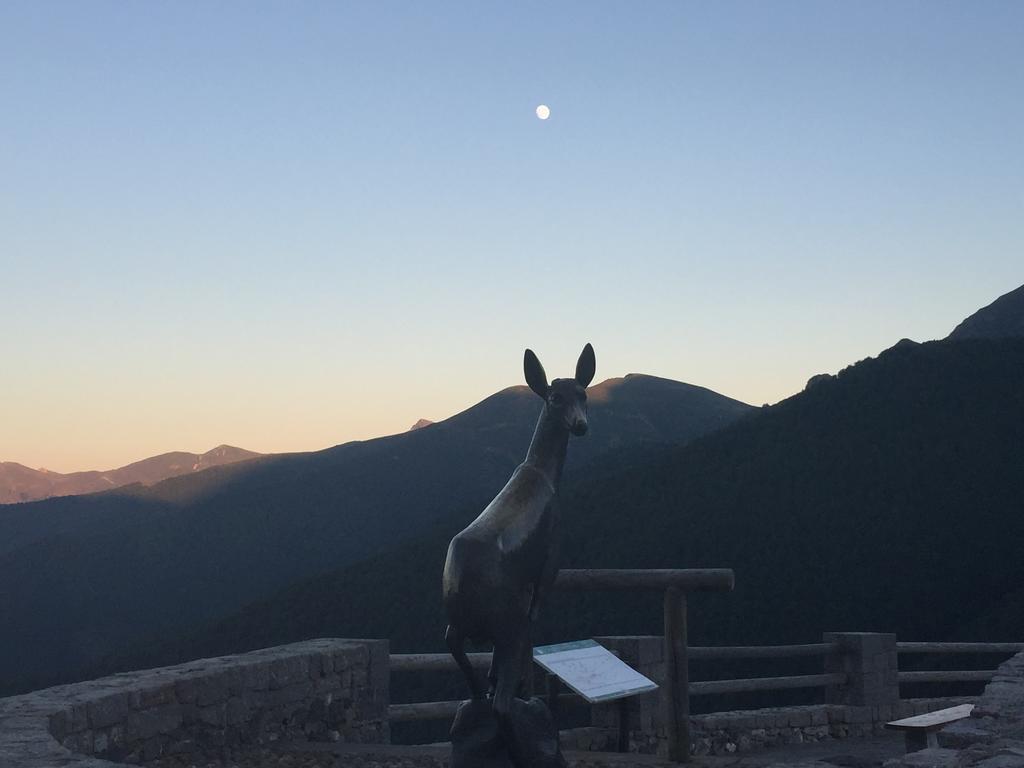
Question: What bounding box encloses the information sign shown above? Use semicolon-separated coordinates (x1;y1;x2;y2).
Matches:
533;639;658;703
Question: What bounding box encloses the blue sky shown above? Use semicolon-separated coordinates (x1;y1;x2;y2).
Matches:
2;1;1022;471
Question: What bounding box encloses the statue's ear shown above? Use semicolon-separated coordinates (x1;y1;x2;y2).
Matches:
524;349;549;398
575;343;596;387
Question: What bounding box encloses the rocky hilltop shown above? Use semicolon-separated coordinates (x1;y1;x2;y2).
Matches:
948;283;1024;340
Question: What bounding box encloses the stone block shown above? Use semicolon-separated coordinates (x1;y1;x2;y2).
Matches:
365;639;390;696
326;698;352;727
62;729;94;755
174;677;198;704
332;647;365;678
806;725;830;740
166;736;197;755
729;714;757;731
699;714;723;731
938;719;998;749
47;709;68;742
824;632;900;708
314;675;342;695
267;680;315;707
847;706;873;724
241;662;270;691
312;651;334;678
137;682;177;709
127;705;183;739
142;735;163;761
68;702;90;733
788;709;812;728
352;664;369;687
88;693;131;729
783;728;804;745
225;696;251;726
197;703;225;728
194;672;230;706
224;665;249;696
268;655;309;690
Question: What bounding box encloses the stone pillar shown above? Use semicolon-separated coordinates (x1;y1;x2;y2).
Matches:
591;636;665;754
823;632;899;714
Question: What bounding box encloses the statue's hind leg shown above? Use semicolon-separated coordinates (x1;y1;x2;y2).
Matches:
446;624;484;699
487;634;530;699
490;631;528;718
487;655;498;698
516;632;533;698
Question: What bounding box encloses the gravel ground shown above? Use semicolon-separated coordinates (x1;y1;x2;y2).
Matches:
143;733;906;768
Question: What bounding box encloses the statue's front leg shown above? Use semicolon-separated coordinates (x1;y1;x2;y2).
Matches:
529;583;545;622
487;655;498;698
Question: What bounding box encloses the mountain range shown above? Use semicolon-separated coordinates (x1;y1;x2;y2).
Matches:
98;282;1024;699
4;282;1021;700
140;334;1024;676
0;373;752;695
0;445;261;505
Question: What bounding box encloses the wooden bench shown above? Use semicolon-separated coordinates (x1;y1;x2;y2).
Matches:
885;704;975;752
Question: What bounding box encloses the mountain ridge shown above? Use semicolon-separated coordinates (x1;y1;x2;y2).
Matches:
0;444;261;505
0;372;753;695
145;336;1024;678
948;283;1024;340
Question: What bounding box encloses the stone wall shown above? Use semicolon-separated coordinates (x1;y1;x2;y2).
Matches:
573;635;971;757
0;639;389;768
564;698;972;756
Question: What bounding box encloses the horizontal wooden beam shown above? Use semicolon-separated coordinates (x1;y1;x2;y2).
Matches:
554;568;734;593
897;642;1024;654
689;643;840;660
898;670;996;684
689;672;846;696
389;653;491;672
390;642;840;671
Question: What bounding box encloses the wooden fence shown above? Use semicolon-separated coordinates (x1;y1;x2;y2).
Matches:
386;568;1022;763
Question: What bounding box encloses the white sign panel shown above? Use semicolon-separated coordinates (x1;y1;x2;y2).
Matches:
533;639;659;703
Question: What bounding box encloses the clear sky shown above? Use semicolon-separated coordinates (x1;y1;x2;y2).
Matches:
2;1;1022;472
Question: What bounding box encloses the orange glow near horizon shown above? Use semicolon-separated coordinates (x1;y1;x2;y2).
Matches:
0;332;943;473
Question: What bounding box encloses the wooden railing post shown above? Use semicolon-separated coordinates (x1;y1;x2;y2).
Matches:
664;586;690;762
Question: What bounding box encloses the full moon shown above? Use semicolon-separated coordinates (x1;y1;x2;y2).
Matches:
535;104;550;120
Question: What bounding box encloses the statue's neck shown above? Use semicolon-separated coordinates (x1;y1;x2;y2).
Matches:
524;406;569;488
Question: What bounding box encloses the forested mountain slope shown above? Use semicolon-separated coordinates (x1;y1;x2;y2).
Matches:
0;374;751;695
155;338;1024;672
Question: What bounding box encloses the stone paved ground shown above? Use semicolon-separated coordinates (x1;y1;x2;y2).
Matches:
144;733;906;768
717;733;905;768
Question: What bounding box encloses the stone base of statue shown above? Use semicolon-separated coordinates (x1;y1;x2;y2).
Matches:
450;696;567;768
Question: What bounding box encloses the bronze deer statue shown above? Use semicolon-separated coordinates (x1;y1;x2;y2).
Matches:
442;343;596;719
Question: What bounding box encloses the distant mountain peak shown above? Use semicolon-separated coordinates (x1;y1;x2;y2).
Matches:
948;283;1024;340
409;419;434;431
0;445;262;505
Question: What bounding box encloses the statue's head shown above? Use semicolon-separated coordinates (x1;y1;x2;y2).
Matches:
523;344;596;436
